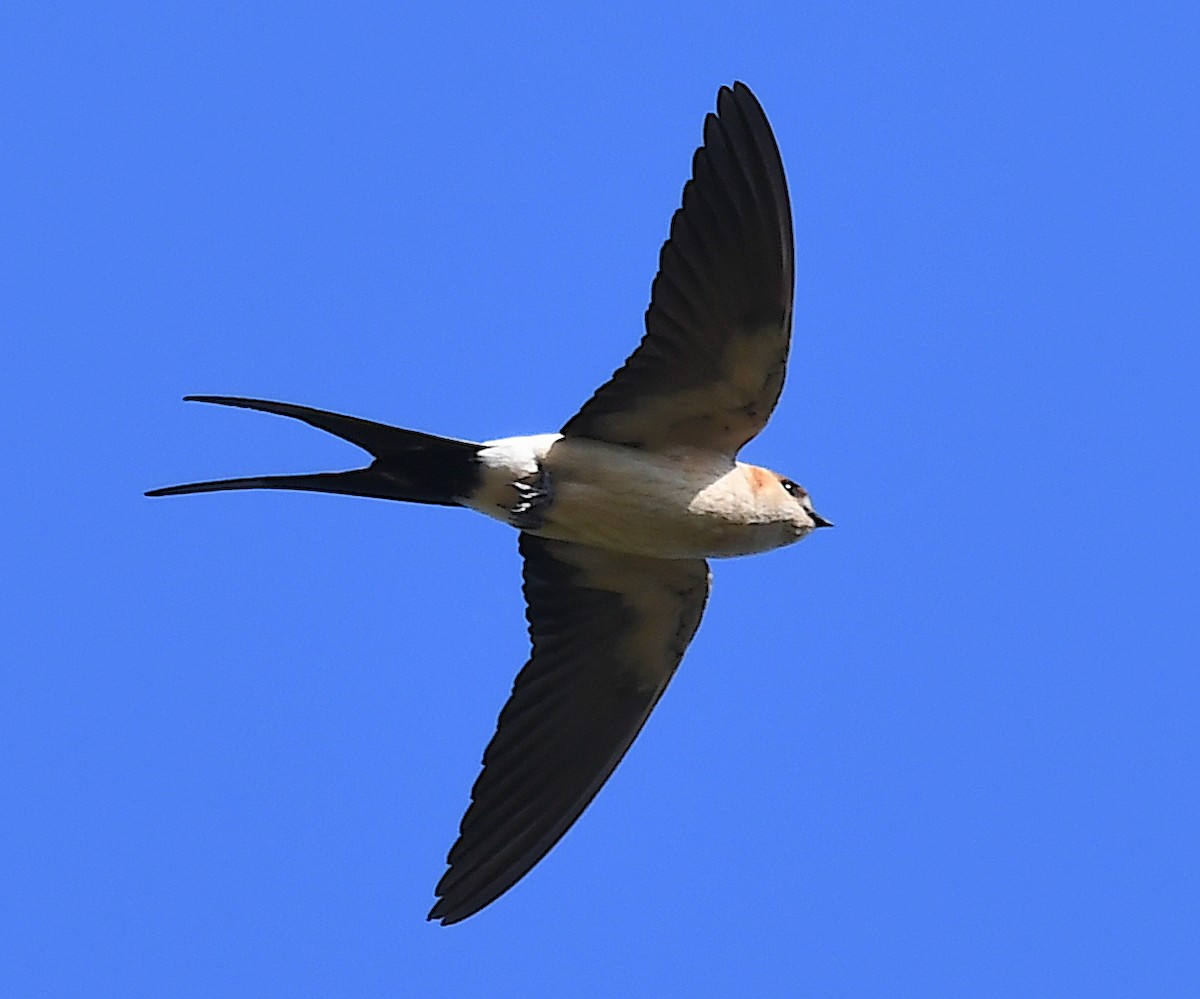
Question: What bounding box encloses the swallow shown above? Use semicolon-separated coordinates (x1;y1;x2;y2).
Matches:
147;82;831;925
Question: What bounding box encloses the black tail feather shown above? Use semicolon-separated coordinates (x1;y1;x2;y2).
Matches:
146;396;481;506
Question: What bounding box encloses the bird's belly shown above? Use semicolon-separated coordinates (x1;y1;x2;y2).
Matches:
540;489;782;558
536;442;793;560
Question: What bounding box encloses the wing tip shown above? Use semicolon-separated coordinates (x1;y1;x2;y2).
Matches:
426;892;489;926
426;903;456;926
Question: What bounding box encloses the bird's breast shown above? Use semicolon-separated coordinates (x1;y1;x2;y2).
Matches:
530;438;797;559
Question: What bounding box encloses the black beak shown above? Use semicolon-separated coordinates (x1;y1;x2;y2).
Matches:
812;512;834;529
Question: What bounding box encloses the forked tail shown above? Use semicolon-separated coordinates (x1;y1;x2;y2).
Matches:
145;396;481;505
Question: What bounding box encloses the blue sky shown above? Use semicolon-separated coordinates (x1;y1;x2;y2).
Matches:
5;2;1198;995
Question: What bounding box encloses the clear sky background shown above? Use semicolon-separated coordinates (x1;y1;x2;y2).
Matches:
5;3;1198;996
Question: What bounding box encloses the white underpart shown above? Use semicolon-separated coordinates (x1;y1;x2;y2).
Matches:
464;434;806;560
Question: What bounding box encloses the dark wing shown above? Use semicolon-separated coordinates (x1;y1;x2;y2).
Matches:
561;82;793;456
428;534;710;925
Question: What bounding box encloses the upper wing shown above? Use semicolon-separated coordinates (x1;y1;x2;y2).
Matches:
428;534;710;925
561;82;794;456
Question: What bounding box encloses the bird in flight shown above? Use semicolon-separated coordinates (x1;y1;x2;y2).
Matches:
147;81;830;925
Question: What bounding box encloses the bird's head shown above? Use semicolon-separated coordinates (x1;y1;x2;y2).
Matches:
770;473;833;539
